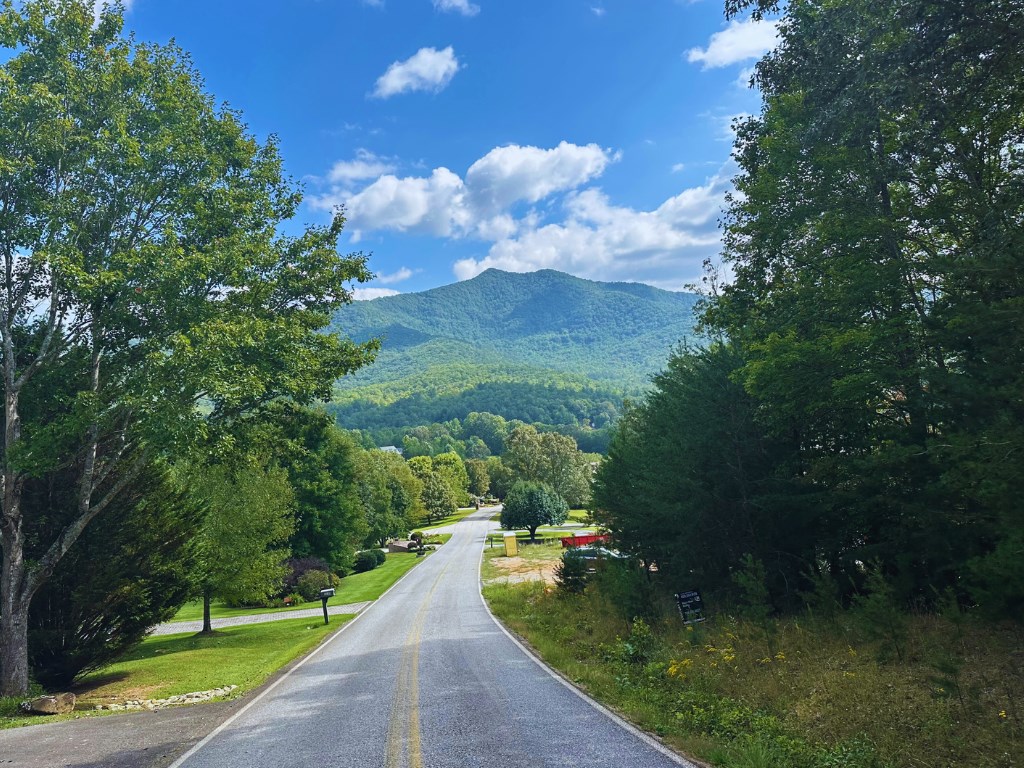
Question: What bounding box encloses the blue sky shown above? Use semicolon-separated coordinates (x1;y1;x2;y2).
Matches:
105;0;778;297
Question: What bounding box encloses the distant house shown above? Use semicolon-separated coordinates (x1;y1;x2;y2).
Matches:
378;445;403;456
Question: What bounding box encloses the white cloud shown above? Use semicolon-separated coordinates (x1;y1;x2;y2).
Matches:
671;162;686;173
328;149;397;183
453;174;729;286
433;0;480;16
591;6;606;16
314;141;616;241
341;167;470;238
465;142;614;214
353;287;401;301
372;46;460;99
377;267;414;285
687;18;779;69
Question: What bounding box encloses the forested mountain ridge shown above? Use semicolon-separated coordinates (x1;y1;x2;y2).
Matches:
326;269;699;433
331;269;699;386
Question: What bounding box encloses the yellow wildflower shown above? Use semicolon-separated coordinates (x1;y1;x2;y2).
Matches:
774;651;786;662
999;710;1007;719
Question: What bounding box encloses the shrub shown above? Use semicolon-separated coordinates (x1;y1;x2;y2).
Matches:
296;570;339;602
354;549;387;573
284;556;333;593
411;531;424;543
555;550;589;594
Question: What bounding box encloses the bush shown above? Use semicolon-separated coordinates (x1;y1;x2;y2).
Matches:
296;570;339;602
411;531;424;543
284;556;334;593
353;549;387;573
555;550;589;594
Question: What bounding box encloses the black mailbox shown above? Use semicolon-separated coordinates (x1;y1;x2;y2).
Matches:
319;587;335;625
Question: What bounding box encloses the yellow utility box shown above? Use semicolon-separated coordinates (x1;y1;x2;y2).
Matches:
503;533;518;557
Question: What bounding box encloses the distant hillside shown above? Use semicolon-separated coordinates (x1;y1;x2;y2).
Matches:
327;269;699;432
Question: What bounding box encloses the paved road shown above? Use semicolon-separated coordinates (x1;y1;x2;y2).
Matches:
171;506;692;768
151;602;372;636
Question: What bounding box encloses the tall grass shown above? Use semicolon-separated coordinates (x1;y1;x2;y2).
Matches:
484;581;1022;768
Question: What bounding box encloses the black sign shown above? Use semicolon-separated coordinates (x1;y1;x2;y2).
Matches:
674;590;706;624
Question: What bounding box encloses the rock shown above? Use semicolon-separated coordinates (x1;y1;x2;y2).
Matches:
23;693;76;715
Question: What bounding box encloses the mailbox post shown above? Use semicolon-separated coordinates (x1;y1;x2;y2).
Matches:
319;587;335;625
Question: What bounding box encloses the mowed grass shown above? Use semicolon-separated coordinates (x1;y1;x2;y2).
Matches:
1;616;348;729
171;551;425;622
417;507;479;531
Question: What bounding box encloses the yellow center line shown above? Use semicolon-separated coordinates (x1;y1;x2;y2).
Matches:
384;562;451;768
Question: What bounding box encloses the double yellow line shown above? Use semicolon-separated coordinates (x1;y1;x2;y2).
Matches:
385;564;449;768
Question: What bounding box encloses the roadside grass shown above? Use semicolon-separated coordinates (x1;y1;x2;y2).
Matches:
481;540;563;586
171;552;424;622
1;616;348;729
417;507;478;531
483;579;1023;768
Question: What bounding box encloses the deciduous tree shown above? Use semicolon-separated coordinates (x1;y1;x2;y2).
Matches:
0;1;375;694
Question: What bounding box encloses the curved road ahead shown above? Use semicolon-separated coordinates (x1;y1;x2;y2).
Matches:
168;506;691;768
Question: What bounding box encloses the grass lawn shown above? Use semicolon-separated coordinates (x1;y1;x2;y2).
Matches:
417;506;479;531
1;615;349;729
171;551;426;623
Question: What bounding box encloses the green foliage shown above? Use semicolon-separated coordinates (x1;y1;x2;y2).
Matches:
465;458;490;498
554;550;590;595
253;404;368;571
421;472;457;525
700;0;1024;615
295;570;340;602
331;267;699;393
432;451;470;505
504;424;593;507
593;344;814;603
0;0;375;694
357;449;423;547
353;549;387;574
26;461;202;688
500;481;568;541
190;460;295;609
852;567;907;663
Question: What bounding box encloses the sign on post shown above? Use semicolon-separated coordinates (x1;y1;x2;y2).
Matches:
674;590;706;625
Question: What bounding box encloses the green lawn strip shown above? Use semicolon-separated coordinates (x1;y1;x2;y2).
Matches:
417;507;479;531
1;616;349;729
481;579;1021;768
171;551;425;622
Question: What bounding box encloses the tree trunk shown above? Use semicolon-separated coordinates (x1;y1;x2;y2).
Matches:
529;526;537;543
202;588;213;634
0;543;29;696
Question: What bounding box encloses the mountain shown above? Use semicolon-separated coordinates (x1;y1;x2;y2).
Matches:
326;269;700;434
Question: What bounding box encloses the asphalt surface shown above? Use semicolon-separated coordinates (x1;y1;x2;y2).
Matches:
171;506;691;768
0;507;694;768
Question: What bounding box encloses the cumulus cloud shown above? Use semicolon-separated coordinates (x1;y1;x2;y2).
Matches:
687;18;779;69
453;174;729;286
372;46;460;99
353;287;401;301
465;142;614;214
433;0;480;16
313;142;616;241
328;149;397;183
377;267;414;285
